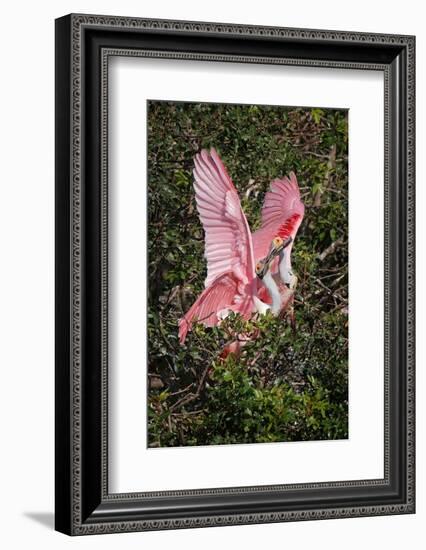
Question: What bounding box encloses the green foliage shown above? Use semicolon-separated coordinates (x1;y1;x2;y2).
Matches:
147;101;348;447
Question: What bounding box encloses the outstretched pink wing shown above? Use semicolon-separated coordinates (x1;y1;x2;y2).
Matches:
178;272;254;344
193;149;256;290
252;172;305;261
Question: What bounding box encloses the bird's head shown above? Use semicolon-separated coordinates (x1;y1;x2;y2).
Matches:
255;260;268;279
256;253;277;279
271;235;293;254
256;236;294;280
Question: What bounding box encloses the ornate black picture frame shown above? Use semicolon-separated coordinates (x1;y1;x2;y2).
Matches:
55;13;415;535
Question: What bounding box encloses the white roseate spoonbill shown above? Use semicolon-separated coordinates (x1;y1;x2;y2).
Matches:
178;148;304;344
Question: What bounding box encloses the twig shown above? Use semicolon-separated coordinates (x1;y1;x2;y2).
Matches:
319;264;346;274
318;238;345;262
171;409;206;417
169;363;211;412
293;147;329;159
169;392;197;412
330;272;347;288
158;318;176;353
314;143;337;207
195;363;211;395
168;383;194;397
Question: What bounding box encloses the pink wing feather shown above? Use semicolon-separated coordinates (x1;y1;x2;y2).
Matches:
252;172;305;261
193;148;256;289
178;272;254;344
178;148;259;344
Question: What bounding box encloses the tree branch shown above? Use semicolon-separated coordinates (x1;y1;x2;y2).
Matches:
318;237;345;262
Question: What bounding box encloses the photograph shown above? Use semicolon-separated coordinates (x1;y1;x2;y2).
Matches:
147;100;349;448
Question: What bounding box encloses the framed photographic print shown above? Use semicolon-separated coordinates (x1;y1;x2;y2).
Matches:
55;14;415;535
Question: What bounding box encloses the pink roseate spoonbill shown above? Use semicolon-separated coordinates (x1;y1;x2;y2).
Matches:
220;248;296;359
253;171;305;290
178;148;304;344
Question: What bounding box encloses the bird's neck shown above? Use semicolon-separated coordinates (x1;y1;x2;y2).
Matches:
279;248;292;285
263;270;281;314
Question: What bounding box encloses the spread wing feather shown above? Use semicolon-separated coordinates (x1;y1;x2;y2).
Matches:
193;149;256;289
178;272;253;344
252;172;305;261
